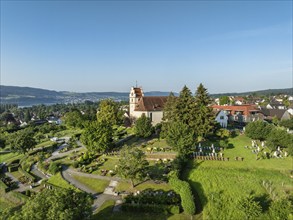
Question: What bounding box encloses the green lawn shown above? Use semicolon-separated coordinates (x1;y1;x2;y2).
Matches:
185;134;293;219
11;170;25;179
0;190;26;212
0;195;15;211
71;175;109;193
47;173;74;189
35;140;54;148
0;152;23;163
91;156;119;175
55;129;82;137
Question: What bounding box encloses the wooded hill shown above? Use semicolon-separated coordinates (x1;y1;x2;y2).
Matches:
1;85;291;106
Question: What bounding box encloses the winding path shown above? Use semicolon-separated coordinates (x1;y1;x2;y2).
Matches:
61;166;121;211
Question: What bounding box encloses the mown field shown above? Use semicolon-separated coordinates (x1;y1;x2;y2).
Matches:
184;135;293;219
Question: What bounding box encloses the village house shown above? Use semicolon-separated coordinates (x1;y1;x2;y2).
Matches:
287;103;293;116
212;104;261;123
129;87;168;125
215;110;228;128
234;97;245;105
259;108;291;121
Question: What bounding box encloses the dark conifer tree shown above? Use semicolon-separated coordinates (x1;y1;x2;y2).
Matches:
193;83;215;139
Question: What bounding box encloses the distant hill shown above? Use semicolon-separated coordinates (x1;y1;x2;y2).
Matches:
0;85;291;106
210;88;292;98
0;85;176;106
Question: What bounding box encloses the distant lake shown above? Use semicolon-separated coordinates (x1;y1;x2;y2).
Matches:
18;102;60;108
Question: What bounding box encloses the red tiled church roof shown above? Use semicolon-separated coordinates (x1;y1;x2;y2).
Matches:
135;96;168;111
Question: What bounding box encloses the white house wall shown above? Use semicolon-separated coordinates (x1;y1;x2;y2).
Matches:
132;111;163;125
215;111;228;128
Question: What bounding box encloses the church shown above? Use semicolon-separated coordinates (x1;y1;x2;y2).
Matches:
129;87;168;125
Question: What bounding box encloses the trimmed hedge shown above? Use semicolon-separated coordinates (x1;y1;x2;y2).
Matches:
8;163;19;172
19;167;36;183
121;203;180;214
169;172;196;215
0;179;9;192
124;189;180;206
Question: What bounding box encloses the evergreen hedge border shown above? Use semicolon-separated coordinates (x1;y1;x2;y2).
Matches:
168;172;196;215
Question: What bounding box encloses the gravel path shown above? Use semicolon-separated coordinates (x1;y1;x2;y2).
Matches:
61;167;97;195
65;167;121;181
5;172;28;192
31;163;48;180
61;166;121;212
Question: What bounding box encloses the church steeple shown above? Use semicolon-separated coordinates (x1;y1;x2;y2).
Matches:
129;86;144;117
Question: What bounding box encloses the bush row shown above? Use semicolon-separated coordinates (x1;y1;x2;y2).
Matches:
0;179;9;192
124;189;180;206
169;172;196;215
121;203;180;214
8;163;19;172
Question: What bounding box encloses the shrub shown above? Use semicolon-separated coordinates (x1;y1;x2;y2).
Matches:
124;189;180;206
269;198;293;220
72;161;79;168
169;205;180;214
48;162;61;175
238;195;262;220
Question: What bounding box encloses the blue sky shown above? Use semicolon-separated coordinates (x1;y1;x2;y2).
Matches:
1;1;292;93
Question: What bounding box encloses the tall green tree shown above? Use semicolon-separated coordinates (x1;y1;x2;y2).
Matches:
165;121;194;156
81;121;113;153
162;92;178;122
24;109;32;122
245;121;273;141
219;96;230;105
9;129;37;154
8;188;93;220
97;99;123;126
175;85;195;125
135;113;153;138
63;110;84;129
117;147;149;188
266;128;293;153
193;83;215;139
279;118;293;130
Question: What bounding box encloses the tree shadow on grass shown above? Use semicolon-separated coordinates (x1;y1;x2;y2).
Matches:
183;161;207;214
92;201;115;219
254;193;272;212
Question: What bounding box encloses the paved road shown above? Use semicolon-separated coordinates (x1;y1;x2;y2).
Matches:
31;163;48;180
46;140;85;162
61;166;121;211
61;167;97;195
5;172;28;192
64;167;121;181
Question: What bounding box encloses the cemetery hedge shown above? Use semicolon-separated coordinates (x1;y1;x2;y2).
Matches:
168;172;196;215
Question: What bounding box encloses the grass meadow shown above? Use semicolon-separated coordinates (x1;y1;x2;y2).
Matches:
184;135;292;219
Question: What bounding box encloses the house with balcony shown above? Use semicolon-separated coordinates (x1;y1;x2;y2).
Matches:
212;104;262;124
